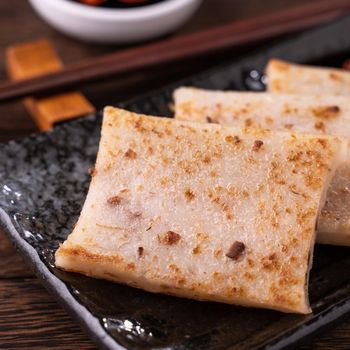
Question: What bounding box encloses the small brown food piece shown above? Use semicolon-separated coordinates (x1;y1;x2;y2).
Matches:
226;241;245;260
252;140;264;151
137;247;144;257
129;211;142;219
206;116;216;123
162;231;181;245
184;188;195;201
314;121;326;132
124;148;137;159
107;196;122;205
233;135;241;144
225;135;241;145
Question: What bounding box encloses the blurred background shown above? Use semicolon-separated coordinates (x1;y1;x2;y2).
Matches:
0;0;308;141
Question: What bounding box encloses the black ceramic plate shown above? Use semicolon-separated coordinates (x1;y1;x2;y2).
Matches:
2;15;350;350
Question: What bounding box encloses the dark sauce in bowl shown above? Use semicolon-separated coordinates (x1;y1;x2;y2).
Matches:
73;0;168;8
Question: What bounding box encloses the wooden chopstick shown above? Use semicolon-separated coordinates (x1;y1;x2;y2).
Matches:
1;0;350;103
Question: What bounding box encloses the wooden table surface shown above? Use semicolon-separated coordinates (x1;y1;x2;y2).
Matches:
1;1;350;349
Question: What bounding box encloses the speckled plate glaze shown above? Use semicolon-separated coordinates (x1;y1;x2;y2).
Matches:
2;15;350;350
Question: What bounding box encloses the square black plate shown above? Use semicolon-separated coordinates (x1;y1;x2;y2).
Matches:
2;15;350;350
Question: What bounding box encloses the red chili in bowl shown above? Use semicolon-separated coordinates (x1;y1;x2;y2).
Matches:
77;0;166;7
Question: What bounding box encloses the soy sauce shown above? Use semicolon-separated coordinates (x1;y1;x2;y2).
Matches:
74;0;167;8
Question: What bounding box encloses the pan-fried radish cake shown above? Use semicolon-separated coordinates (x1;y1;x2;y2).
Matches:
56;107;346;313
266;59;350;95
174;87;350;246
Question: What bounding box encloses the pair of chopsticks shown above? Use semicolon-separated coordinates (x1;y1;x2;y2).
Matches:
1;0;350;103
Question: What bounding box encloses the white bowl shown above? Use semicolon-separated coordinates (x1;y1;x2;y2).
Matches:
28;0;202;44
